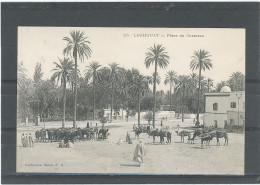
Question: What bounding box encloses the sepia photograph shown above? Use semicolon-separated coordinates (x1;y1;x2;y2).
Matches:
17;27;245;175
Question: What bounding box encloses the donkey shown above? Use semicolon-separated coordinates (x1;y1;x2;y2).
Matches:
200;133;214;148
215;130;228;146
179;130;190;143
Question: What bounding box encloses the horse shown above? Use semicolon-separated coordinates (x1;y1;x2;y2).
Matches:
134;128;143;139
215;130;228;146
179;130;190;143
149;129;170;144
40;128;47;142
47;128;56;143
166;131;172;144
199;132;214;148
98;129;109;139
35;130;41;141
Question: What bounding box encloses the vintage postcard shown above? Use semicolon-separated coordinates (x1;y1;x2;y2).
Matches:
17;27;245;174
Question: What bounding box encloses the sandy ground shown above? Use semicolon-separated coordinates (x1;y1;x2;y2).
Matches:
17;118;244;175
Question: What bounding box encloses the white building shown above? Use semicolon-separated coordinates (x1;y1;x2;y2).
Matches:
204;86;245;128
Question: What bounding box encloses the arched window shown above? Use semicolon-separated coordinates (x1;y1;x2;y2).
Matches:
213;103;218;111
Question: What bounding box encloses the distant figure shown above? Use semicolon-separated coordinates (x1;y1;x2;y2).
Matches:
133;124;137;130
87;122;90;128
193;118;196;123
167;132;172;144
28;133;33;147
133;139;145;167
126;115;129;122
160;134;164;144
126;132;131;143
90;123;93;128
66;140;73;148
117;138;123;145
96;123;98;127
25;134;29;147
161;119;163;126
59;140;65;148
21;133;25;147
45;130;48;142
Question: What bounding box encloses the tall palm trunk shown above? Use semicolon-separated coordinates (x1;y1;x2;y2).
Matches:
153;61;158;128
73;48;77;128
182;85;185;122
137;90;141;126
110;81;114;123
122;103;125;120
196;62;202;126
169;82;172;110
93;73;96;120
62;74;66;128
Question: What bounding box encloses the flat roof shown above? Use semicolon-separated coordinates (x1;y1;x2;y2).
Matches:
204;92;230;96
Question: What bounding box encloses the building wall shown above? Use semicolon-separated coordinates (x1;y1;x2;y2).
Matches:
205;95;230;113
204;94;230;128
228;91;245;112
204;91;245;128
204;113;227;128
227;111;245;126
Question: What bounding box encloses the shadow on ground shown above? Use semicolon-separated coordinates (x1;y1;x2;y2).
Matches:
120;164;139;167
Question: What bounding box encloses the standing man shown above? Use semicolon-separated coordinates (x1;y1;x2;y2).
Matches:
25;134;29;147
28;133;34;147
133;139;145;167
21;133;25;147
126;132;130;143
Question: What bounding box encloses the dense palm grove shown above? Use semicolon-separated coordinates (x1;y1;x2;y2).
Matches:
17;30;245;127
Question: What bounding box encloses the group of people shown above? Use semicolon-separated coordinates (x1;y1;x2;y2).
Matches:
21;133;33;147
58;140;73;148
86;122;98;128
133;124;153;131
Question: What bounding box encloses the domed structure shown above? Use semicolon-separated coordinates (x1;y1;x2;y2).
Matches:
220;86;231;93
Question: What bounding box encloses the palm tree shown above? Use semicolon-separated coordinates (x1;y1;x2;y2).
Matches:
175;75;191;122
108;62;120;122
206;78;214;92
215;81;226;92
51;58;74;128
18;61;27;88
145;44;169;128
228;71;245;91
147;72;161;85
164;71;178;110
117;68;129;120
85;61;101;120
190;49;212;126
130;69;149;126
63;30;92;128
33;63;43;83
189;73;198;93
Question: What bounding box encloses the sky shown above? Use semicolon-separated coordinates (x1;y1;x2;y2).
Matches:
18;27;245;91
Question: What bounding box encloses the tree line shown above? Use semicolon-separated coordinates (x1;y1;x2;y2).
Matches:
17;30;245;128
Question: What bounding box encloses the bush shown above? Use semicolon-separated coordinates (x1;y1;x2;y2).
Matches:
143;111;153;124
100;116;108;124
